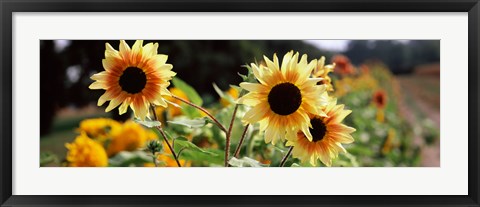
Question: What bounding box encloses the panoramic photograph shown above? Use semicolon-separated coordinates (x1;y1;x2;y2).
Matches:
39;39;440;167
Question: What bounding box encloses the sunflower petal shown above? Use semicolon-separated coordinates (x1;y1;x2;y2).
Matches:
90;71;109;81
105;43;120;58
130;40;144;65
239;82;267;92
281;51;294;72
237;93;261;106
89;81;106;90
119;40;131;63
243;104;268;124
119;97;131;115
105;96;125;112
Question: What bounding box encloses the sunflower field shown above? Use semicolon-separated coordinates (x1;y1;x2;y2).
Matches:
40;40;440;167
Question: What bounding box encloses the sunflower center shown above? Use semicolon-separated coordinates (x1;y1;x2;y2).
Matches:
309;118;327;142
119;67;147;94
376;95;385;106
268;82;302;116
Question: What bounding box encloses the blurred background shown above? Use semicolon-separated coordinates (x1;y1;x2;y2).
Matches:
40;40;440;167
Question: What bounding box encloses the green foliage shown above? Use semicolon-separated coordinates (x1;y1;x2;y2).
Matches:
228;157;268;167
168;117;210;129
109;151;152;167
174;137;217;156
146;140;162;154
172;77;203;106
213;83;235;105
173;137;222;165
134;118;161;128
40;152;59;167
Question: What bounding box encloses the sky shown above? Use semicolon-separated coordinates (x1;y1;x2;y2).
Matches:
303;40;350;52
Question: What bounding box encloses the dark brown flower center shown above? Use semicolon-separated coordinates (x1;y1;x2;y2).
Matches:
268;82;302;116
375;95;385;106
119;67;147;94
309;117;327;142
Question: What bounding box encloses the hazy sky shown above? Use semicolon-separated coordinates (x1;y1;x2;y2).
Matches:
303;40;350;52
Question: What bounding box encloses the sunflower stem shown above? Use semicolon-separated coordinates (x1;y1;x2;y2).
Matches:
279;146;293;167
150;105;182;167
151;152;158;167
172;95;227;133
224;104;240;167
234;124;250;158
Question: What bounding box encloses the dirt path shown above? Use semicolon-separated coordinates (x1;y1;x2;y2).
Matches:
396;75;440;167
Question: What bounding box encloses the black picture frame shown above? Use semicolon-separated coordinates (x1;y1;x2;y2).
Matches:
1;0;479;206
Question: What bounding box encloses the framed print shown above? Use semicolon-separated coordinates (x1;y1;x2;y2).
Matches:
1;0;479;206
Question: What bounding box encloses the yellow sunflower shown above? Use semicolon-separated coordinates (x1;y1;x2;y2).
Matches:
106;121;157;157
78;118;121;142
286;98;355;166
312;56;335;92
238;51;328;145
65;133;108;167
89;40;176;120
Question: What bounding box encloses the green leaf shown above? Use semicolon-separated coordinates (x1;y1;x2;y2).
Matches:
213;83;235;105
40;152;58;167
228;157;268;167
239;64;257;83
172;77;203;106
173;137;217;156
238;72;248;81
109;151;152;167
134;118;161;128
180;148;224;166
167;118;209;129
290;163;301;167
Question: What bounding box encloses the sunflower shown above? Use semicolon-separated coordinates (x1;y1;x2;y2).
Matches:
332;54;356;75
238;51;328;145
65;133;108;167
372;89;387;109
78;118;121;142
106;121;157;157
372;90;387;123
89;40;176;120
286;98;355;166
312;56;335;92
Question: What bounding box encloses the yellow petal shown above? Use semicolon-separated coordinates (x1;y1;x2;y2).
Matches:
131;96;149;120
239;82;267;92
119;40;131;61
131;40;144;63
105;97;125;112
119;98;131;115
301;123;313;141
265;126;281;145
251;63;267;85
281;51;294;72
237;93;261;106
89;81;106;90
105;43;120;58
273;53;280;70
91;71;109;81
243;104;268;124
97;92;113;106
142;42;158;59
263;55;278;71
